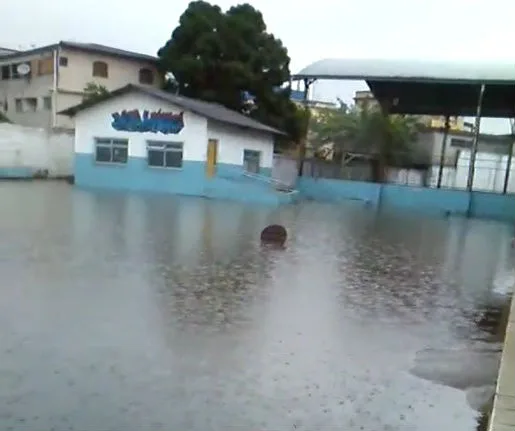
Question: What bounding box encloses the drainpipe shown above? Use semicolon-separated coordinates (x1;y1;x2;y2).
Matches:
51;48;58;129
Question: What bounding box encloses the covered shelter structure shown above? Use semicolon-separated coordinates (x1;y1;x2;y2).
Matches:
292;58;515;220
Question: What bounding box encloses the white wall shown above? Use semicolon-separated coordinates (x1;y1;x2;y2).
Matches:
75;91;207;160
428;150;515;192
207;120;274;168
0;123;74;176
75;91;275;167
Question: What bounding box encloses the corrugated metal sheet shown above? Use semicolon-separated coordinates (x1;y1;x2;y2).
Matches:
294;58;515;83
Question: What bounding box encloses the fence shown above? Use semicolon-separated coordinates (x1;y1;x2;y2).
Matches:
0;123;74;178
295;150;515;194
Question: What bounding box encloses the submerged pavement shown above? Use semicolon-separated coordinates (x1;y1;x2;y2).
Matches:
0;182;513;431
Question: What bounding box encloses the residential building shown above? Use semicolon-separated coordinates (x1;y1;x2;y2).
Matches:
60;84;296;205
418;127;513;167
0;41;161;129
353;90;466;131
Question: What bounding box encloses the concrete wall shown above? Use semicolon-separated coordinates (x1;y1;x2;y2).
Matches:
55;48;160;129
57;48;159;94
272;154;298;187
297;177;515;221
72;91;288;204
0;123;74;177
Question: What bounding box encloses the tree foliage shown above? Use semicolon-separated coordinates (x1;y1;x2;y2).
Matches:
0;112;10;123
309;103;426;181
157;0;306;148
82;82;110;103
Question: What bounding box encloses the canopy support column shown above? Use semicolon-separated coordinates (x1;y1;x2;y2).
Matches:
436;115;450;188
503;138;514;194
466;84;486;192
298;79;315;176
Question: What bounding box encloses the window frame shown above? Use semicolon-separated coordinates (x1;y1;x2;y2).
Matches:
243;149;261;174
92;61;109;78
14;98;22;113
43;96;52;111
94;137;129;165
1;65;11;80
146;141;183;169
59;56;68;67
138;68;154;85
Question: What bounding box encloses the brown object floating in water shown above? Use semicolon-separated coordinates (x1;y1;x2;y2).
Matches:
260;224;287;245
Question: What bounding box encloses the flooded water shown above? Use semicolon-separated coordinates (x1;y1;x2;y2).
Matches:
0;182;513;431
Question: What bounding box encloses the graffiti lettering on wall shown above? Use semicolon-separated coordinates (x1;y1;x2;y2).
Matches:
111;109;184;134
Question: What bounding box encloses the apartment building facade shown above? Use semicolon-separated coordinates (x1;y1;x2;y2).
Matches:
0;41;161;129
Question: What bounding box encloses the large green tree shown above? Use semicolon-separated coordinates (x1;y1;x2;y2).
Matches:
157;1;306;148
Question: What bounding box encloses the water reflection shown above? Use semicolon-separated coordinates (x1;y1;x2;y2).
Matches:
0;183;513;431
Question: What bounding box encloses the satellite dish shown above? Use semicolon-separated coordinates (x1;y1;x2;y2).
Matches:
17;63;31;76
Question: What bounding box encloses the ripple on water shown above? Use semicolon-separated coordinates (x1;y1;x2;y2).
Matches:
0;183;513;431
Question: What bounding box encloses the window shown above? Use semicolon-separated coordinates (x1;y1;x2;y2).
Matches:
92;61;108;78
1;65;10;80
59;56;68;67
243;149;261;174
11;64;21;79
37;57;54;76
139;68;154;85
95;138;128;164
25;98;37;112
450;138;472;149
43;96;52;110
15;99;22;113
147;141;183;168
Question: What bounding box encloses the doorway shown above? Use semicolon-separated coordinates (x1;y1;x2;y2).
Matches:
206;139;218;177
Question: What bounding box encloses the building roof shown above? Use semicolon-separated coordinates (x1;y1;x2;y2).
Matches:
59;84;284;135
0;46;19;56
294;58;515;83
294;58;515;118
0;41;157;63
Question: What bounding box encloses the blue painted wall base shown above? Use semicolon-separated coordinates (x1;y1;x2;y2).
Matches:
75;154;296;205
0;167;35;179
297;177;515;222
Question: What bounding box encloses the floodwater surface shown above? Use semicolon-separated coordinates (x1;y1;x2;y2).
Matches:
0;182;513;431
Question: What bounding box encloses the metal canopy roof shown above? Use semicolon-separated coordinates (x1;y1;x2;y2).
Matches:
294;58;515;117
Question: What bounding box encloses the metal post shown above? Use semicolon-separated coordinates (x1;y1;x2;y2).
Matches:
297;79;311;176
437;115;450;188
503;139;514;194
466;84;486;191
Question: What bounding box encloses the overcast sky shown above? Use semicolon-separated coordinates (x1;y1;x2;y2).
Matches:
2;0;514;132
